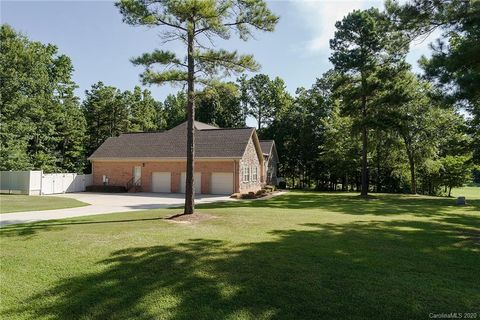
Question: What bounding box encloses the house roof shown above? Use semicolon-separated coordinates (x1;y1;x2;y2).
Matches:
88;121;256;160
259;140;279;162
259;140;274;156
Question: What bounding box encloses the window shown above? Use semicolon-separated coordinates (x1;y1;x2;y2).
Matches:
252;166;258;182
243;166;250;182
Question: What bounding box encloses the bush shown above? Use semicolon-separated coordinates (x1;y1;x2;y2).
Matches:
85;185;126;193
241;192;256;199
264;185;276;192
230;193;241;199
278;181;286;189
256;189;267;196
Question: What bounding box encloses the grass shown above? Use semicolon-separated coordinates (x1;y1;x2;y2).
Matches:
451;186;480;199
0;188;479;319
0;195;89;214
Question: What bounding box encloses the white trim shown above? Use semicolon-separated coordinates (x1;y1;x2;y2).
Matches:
242;166;250;182
252;166;258;182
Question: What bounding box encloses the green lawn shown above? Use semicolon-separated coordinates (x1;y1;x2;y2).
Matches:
0;195;89;214
0;189;479;319
452;185;480;200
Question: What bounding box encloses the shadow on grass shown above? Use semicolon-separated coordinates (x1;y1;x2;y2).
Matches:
199;191;480;216
0;216;166;239
3;219;479;319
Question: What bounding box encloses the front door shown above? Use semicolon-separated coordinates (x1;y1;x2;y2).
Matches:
133;166;141;185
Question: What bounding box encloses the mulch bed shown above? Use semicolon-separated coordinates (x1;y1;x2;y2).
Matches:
249;190;287;201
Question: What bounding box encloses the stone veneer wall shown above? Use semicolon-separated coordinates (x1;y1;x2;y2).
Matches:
239;138;263;193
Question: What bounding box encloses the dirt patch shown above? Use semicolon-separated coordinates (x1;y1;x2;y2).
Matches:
165;212;217;223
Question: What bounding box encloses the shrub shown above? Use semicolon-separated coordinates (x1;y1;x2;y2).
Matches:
85;185;126;193
264;185;275;192
241;192;256;199
278;181;286;189
256;189;267;196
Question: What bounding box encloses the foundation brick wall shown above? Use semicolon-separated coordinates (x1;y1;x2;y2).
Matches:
91;137;263;195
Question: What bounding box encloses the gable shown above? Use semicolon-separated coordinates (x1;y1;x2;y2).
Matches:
241;130;264;166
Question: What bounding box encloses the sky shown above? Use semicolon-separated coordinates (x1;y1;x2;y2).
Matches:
1;0;438;126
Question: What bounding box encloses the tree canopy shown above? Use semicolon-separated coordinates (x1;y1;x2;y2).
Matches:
0;24;86;173
330;8;409;197
2;0;477;197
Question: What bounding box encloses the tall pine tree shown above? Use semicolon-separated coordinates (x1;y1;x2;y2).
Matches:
329;9;408;197
116;0;278;214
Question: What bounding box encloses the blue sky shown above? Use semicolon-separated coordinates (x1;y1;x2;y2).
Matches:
1;1;436;107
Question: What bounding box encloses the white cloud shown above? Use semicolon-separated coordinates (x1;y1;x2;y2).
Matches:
291;0;383;53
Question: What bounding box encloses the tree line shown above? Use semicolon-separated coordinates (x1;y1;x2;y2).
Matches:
1;0;478;196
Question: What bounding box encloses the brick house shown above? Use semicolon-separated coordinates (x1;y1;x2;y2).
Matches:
260;140;279;185
88;121;275;195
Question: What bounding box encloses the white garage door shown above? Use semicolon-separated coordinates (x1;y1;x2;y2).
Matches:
152;172;171;193
211;172;234;195
180;172;201;194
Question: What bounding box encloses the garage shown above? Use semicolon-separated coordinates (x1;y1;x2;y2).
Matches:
151;172;171;193
211;172;234;195
180;172;201;194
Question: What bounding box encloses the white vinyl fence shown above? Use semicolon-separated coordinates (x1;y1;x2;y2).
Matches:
0;171;92;195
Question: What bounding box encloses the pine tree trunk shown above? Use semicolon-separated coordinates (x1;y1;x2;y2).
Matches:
184;29;195;215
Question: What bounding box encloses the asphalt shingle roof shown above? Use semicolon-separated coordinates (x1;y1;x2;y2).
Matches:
259;140;274;155
88;121;254;159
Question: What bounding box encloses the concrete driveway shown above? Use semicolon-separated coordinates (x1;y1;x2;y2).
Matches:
0;192;233;226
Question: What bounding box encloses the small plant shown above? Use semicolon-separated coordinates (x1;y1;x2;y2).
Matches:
256;189;267;196
264;185;276;193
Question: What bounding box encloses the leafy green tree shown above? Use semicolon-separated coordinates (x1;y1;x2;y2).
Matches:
56;77;87;172
0;24;85;172
262;75;329;188
384;72;438;194
163;92;187;129
329;8;408;197
417;158;443;195
82;82;129;157
127;86;158;132
154;100;167;131
369;129;406;193
440;155;472;196
239;74;290;130
116;0;278;214
378;67;471;195
321;103;361;191
387;0;480;164
196;82;245;128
